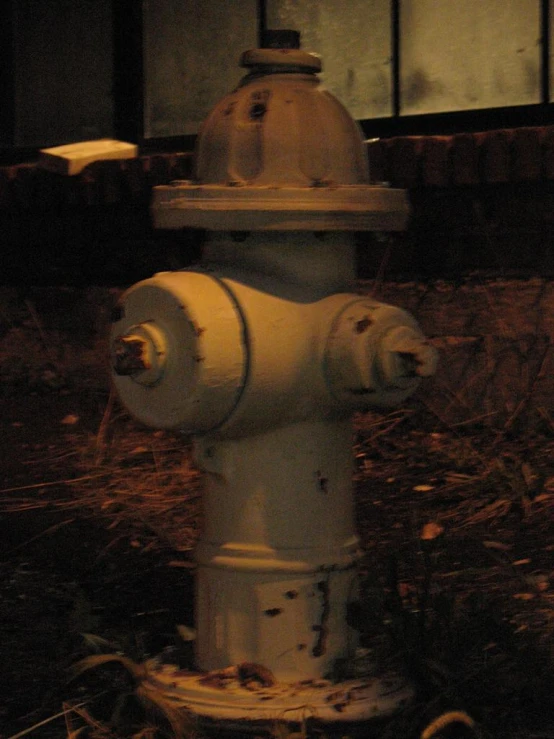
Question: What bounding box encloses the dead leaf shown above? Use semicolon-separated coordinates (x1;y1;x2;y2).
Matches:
61;414;79;425
168;559;196;568
413;484;435;492
526;574;549;591
398;581;416;598
513;593;535;600
80;632;119;652
421;522;444;540
444;472;474;482
176;624;196;642
483;540;512;551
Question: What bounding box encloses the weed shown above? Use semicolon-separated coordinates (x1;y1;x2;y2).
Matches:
68;654;197;739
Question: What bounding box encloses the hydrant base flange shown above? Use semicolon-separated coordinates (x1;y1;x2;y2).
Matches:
144;663;414;726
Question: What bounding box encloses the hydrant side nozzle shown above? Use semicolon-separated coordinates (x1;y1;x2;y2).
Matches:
110;272;249;432
324;299;437;408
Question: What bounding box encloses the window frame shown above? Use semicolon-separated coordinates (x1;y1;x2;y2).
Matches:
0;0;553;166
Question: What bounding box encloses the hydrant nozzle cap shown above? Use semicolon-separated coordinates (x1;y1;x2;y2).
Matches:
111;322;168;386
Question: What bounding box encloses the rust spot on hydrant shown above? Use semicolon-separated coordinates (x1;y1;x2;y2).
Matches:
249;101;267;120
317;471;329;493
199;662;276;690
264;607;283;617
347;386;376;396
312;579;330;657
354;316;372;333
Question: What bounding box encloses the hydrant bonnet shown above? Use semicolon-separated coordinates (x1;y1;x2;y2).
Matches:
152;45;409;232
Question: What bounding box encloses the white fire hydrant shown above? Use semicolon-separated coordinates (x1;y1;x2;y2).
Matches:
111;36;437;728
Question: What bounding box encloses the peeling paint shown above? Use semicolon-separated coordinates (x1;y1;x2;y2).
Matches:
354;316;372;333
264;607;283;617
316;470;329;493
312;578;330;658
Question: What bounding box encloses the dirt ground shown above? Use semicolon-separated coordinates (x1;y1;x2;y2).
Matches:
0;390;199;739
2;297;554;739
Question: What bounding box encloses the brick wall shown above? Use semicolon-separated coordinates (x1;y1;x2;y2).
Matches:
363;278;554;430
0;153;196;284
3;129;554;282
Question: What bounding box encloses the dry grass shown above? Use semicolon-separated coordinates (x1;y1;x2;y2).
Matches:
352;406;554;739
1;402;202;557
3;401;553;738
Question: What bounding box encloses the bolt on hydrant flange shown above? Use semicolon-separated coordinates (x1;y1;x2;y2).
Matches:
110;31;437;731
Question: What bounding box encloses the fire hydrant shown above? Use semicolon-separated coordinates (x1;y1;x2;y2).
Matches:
111;34;437;729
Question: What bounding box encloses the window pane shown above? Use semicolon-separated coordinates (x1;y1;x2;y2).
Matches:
266;0;393;120
550;0;554;101
144;0;257;138
13;0;113;147
400;0;541;115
